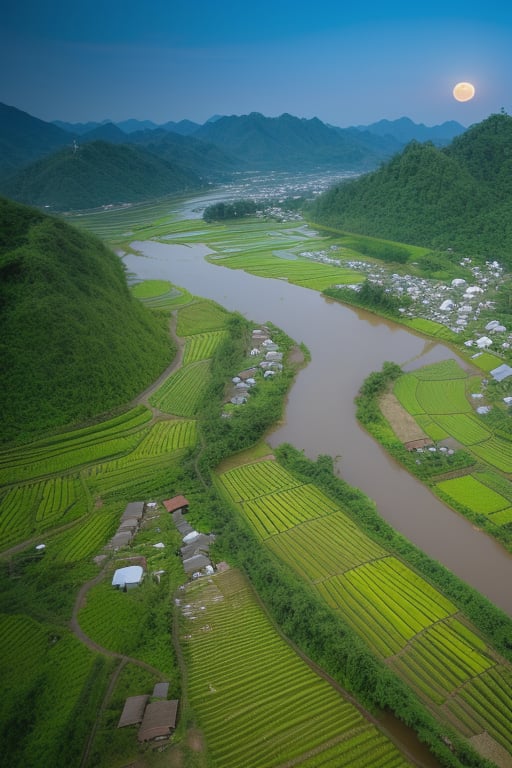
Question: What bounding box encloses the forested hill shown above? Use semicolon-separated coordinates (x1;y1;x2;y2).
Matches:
308;113;512;263
0;141;203;211
0;198;172;444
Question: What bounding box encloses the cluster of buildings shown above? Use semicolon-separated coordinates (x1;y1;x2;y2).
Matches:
118;682;178;743
229;326;283;407
164;495;216;578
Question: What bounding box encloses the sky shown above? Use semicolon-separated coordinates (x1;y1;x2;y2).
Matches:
1;1;511;128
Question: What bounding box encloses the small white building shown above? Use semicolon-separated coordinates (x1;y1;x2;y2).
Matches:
112;565;144;590
476;336;492;349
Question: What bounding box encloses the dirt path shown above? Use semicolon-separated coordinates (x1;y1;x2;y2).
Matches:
133;312;186;409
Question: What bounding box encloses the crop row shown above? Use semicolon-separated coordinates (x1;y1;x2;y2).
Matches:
316;557;455;657
392;617;495;705
183;330;228;364
219;459;300;502
217;251;362;292
129;419;197;458
0;432;147;487
415;378;471;415
433;413;490;445
242;483;338;539
402;319;458;342
411;359;467;381
176;299;228;335
85;454;179;500
266;511;386;581
471;435;512;473
0;405;151;471
456;667;512;752
54;511;118;563
149;360;210;416
393;375;424;416
182;569;408;768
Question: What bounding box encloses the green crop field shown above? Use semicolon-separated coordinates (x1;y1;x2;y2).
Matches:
217;458;512;755
437;475;510;515
176;299;229;335
181;568;411;768
266;511;386;580
183;330;228;363
0;406;152;486
220;459;301;501
402;318;458;341
391;359;512;534
149;360;210;416
415;379;472;414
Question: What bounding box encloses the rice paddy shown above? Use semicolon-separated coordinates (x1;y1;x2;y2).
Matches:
181;567;411;768
217;457;512;756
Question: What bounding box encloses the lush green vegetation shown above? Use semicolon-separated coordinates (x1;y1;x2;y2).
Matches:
203;199;258;222
182;568;410;768
308;113;512;264
0;141;203;211
0;198;173;445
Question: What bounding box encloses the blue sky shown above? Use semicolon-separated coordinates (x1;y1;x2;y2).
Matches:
1;1;511;127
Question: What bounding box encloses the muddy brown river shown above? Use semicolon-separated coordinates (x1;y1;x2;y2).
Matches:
125;240;512;617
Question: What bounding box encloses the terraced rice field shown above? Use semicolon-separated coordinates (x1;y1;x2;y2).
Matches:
217;459;512;758
181;568;411;768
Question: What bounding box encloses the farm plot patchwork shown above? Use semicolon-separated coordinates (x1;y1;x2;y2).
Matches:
316;557;456;657
0;476;88;549
181;568;410;768
213;251;362;291
0;406;152;485
218;458;512;757
394;360;512;479
241;483;340;539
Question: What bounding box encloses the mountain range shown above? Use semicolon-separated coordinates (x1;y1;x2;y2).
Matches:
0;102;467;210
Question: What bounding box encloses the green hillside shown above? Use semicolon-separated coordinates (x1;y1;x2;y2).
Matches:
309;113;512;263
0;198;173;444
0;140;203;211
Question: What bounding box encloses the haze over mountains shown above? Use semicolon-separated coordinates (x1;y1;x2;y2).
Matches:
0;102;467;210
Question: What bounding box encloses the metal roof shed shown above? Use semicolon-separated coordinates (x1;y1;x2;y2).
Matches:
138;700;179;742
118;695;149;727
112;565;144;589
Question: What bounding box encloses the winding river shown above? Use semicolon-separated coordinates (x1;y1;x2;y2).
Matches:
124;239;512;616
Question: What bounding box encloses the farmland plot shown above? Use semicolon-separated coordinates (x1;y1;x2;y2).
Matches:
218;458;512;759
220;459;301;502
436;475;510;516
181;568;411;768
0;406;152;485
183;330;228;364
176;299;229;335
0;476;87;549
149;361;210;416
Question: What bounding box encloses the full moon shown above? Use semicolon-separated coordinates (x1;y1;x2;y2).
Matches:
453;82;475;102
